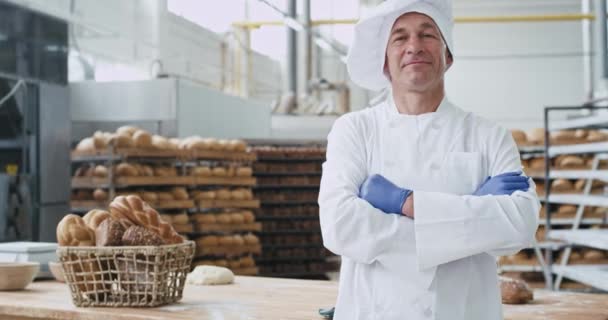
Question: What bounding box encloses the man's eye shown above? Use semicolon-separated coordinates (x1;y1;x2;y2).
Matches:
422;33;435;38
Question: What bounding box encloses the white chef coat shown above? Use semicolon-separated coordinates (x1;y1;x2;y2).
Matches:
318;95;540;320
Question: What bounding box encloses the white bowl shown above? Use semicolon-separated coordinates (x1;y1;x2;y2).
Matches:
48;261;65;283
0;262;40;290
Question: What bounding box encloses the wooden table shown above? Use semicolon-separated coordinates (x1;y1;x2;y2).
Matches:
0;277;606;320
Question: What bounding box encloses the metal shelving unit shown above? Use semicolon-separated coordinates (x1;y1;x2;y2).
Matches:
542;105;608;292
250;143;335;280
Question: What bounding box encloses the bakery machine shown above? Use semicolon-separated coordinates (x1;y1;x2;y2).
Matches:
0;1;70;242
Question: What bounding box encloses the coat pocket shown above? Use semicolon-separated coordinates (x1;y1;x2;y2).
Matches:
442;152;485;195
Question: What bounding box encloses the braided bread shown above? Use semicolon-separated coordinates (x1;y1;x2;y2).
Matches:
56;214;95;246
109;195;183;244
82;209;111;230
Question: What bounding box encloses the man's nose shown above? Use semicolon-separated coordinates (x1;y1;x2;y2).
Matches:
405;37;423;55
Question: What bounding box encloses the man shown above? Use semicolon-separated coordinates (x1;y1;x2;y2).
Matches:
318;0;540;319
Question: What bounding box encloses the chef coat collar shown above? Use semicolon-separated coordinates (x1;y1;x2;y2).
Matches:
384;89;457;127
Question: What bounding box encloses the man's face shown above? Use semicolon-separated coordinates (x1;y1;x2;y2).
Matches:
384;12;452;92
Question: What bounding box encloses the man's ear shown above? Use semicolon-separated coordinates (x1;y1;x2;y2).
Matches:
445;50;453;71
383;57;392;81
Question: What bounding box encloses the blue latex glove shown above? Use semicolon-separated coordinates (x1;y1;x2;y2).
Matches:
359;174;412;214
473;171;530;196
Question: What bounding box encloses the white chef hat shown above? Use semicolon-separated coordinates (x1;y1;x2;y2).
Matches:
346;0;454;91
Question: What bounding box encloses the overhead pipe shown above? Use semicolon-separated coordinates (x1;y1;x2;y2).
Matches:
232;13;598;29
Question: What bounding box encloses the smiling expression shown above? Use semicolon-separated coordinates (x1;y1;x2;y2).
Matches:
384;12;452;92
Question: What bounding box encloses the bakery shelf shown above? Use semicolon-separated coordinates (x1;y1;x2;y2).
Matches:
517;145;544;153
260;230;321;235
71;148;185;161
540;194;608;207
552;265;608;291
193;222;262;233
253;172;322;176
194;245;262;257
73;176;196;188
194;176;256;186
539;218;606;226
254;256;327;263
262;243;325;249
190;150;257;161
527;169;608;182
498;265;544;272
256;216;318;221
548;142;608;156
255;156;325;162
71;177;111;189
260;200;318;206
548;230;608;250
254;184;320;189
173;224;194;234
70;199;196;211
549;113;608;131
198;199;261;209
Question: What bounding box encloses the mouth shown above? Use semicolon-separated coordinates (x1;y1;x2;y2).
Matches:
402;61;430;68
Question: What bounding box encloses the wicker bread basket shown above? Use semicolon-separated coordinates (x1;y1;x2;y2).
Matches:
57;241;194;307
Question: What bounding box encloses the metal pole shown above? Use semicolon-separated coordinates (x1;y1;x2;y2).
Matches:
582;0;594;101
599;0;608;78
287;0;297;102
303;0;312;95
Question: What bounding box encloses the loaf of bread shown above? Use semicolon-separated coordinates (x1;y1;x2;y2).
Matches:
229;213;245;224
232;235;245;246
93;188;108;201
243;233;259;245
157;192;174;201
171;187;189;200
240;256;255;268
172;212;189;225
551;179;573;192
83;209;112;230
57;214;96;246
116;126;140;137
583;249;605;260
193;214;216;224
159;214;172;223
93;165;109;178
551;130;577;141
212;167;227;177
121;225;165;246
527;128;545;145
236;167;253;177
198;235;219;247
95;218;126;246
218;236;234;246
231;189;247;200
228;140;247;152
115;163;138;177
555;155;584;168
510;130;527;145
192;166;212;177
499;276;534;304
133;130;152;148
216;213;232;224
587;130;608;142
141;191;158;203
242;211;255;223
108;133;134;148
193;190;216;200
154;166;177;177
151;135;171;150
216;189;231;200
109;195;183;244
75;137;96;152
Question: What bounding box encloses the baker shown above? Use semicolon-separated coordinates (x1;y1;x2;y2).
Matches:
318;0;540;319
